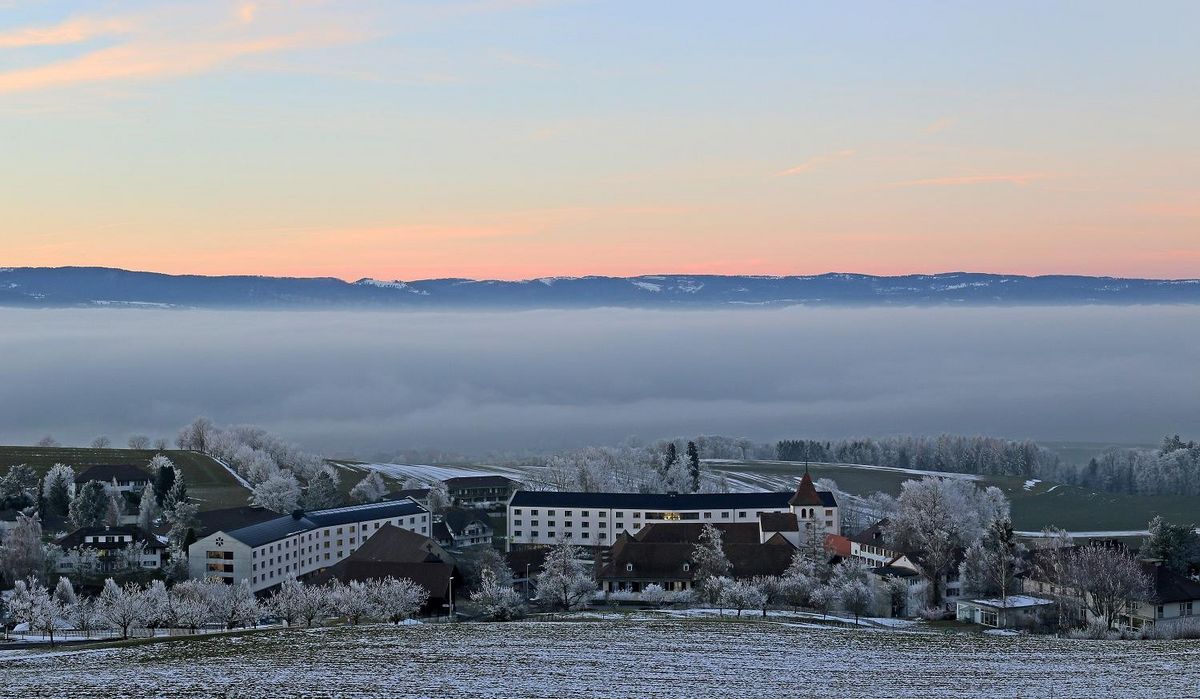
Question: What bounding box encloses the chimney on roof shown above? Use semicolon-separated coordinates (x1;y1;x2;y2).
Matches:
291;509;304;520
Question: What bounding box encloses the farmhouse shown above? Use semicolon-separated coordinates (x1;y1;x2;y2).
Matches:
445;475;520;508
597;522;796;592
507;473;838;550
188;499;430;593
307;524;459;614
74;464;151;493
54;525;165;574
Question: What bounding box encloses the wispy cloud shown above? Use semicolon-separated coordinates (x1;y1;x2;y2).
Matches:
0;16;134;48
778;149;856;176
0;3;369;95
924;117;956;134
884;173;1054;188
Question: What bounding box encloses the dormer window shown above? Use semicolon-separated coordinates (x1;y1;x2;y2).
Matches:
625;563;634;572
682;563;690;572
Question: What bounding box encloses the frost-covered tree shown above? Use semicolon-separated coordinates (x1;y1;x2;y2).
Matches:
164;500;199;550
176;417;216;453
266;578;306;627
704;576;734;614
719;580;766;618
128;435;151;450
168;580;213;633
53;576;77;608
90;436;112;449
164;472;189;511
888;478;1008;605
640;583;669;607
779;550;820;610
140;580;170;633
36;435;60;448
211;580;259;630
16;577;63;646
98;578;145;639
104;480;126;527
0;513;46;584
839;579;874;624
68;594;101;638
162;543;191;582
750;575;784;617
303;466;341;511
369;577;429;623
471;567;526;620
330;580;375;625
350;472;389;504
691;524;732;601
42;463;75;517
153;438;170;451
536;538;596;611
251;472;303;513
1069;544;1150;630
297;583;330;627
137;484;159;531
0;464;37;509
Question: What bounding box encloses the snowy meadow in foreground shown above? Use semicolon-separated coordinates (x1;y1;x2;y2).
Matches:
2;617;1197;698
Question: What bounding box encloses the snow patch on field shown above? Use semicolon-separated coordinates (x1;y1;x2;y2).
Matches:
1023;479;1041;491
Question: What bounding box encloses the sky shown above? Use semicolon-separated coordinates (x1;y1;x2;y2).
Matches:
1;1;1198;281
2;306;1196;455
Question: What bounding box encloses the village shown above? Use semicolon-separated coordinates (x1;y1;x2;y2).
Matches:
2;438;1198;648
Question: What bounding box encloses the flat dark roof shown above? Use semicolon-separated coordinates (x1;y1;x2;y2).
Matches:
509;490;800;510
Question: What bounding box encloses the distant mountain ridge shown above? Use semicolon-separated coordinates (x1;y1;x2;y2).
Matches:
2;266;1199;309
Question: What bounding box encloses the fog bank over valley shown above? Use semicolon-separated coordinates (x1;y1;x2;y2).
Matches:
1;306;1197;457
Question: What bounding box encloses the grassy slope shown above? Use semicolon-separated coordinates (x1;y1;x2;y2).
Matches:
713;460;1198;532
0;446;250;511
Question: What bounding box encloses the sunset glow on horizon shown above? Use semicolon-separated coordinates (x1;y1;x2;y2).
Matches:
2;1;1198;281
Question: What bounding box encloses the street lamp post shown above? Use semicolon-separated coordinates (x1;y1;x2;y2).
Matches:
448;575;455;621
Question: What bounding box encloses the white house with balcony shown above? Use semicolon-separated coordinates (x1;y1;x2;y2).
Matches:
507;472;838;550
188;499;430;593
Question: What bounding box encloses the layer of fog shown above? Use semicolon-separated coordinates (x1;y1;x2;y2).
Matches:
1;306;1197;458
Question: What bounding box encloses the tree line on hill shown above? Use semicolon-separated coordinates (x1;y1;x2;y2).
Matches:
777;434;1200;497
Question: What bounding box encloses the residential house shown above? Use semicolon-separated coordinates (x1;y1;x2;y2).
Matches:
432;508;494;549
187;499;431;593
956;595;1054;629
597;522;796;593
74;464;151;493
445;476;520;509
849;518;963;610
1027;554;1200;631
508;472;839;550
54;525;166;574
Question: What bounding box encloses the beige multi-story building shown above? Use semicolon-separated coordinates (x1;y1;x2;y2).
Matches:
507;472;838;550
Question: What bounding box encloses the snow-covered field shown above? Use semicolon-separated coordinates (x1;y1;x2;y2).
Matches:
1;618;1196;697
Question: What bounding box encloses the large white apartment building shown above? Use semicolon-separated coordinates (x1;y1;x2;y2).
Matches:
507;473;838;550
188;499;430;593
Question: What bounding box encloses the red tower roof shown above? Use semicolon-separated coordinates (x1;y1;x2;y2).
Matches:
788;471;824;506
